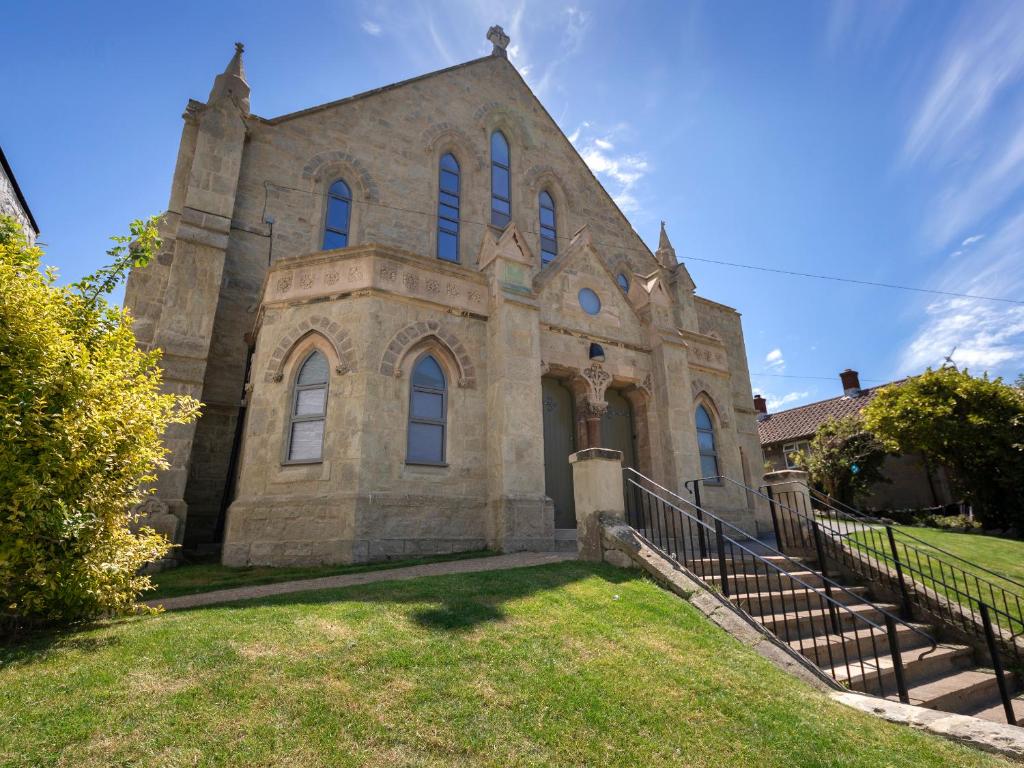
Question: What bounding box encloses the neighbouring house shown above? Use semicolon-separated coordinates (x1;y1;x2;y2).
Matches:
0;145;39;245
124;28;768;567
756;369;954;511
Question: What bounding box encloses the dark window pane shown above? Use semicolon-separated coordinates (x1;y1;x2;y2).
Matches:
539;207;555;227
329;180;351;199
491;131;509;165
440;153;459;172
408;422;444;463
326;198;350;232
541;250;556;265
322;229;347;250
695;405;712;430
298;352;329;385
491;210;510;228
440;191;459;208
700;454;719;479
578;288;601;315
440;170;459;194
412;355;446;389
539;191;553;208
491;166;509;198
492;198;510;215
541;236;557;253
697;430;716;453
289;420;324;461
295;387;326;416
437;230;458;261
540;225;556;239
438;203;459;221
617;273;630;292
412;390;444;420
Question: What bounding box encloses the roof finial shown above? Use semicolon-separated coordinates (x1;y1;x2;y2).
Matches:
208;41;250;114
656;221;677;267
487;25;510;57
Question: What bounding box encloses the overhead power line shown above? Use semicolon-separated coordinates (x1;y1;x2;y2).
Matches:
750;371;885;383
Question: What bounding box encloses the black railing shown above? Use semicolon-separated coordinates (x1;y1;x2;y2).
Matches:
691;475;1021;724
624;469;936;703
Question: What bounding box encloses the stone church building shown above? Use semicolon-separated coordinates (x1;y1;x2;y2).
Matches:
125;28;766;566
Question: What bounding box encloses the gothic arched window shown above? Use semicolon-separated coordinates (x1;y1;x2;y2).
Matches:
437;153;460;262
695;404;720;480
287;350;329;462
490;131;511;228
322;179;352;249
539;191;557;266
407;354;447;464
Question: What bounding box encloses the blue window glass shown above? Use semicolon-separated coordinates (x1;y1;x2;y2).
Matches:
490;131;511;228
322;179;351;250
539;191;557;266
617;272;630;292
578;288;601;315
696;405;720;479
437;153;460;262
407;354;447;464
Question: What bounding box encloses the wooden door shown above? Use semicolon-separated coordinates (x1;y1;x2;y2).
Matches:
542;378;576;529
602;389;636;468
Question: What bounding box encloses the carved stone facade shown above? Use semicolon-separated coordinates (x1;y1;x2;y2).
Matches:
124;32;767;566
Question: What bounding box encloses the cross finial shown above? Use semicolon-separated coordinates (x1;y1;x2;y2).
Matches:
487;25;510;57
234;42;244;55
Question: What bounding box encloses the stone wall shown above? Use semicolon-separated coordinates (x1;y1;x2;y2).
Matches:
0;155;36;244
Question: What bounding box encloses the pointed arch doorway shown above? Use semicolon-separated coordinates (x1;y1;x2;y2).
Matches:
542;377;576;530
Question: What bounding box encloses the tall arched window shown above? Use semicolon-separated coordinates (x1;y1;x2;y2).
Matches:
322;179;352;249
407;354;448;464
490;131;511;228
695;404;720;480
539;191;557;266
437;153;460;262
287;350;329;462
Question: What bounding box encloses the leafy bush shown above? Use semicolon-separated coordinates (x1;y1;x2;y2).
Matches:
863;367;1024;530
795;415;888;506
0;216;200;632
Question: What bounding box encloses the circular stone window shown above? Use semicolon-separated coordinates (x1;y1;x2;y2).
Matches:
616;272;630;292
578;288;601;315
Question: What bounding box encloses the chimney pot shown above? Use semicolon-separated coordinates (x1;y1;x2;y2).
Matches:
840;369;861;397
753;394;768;420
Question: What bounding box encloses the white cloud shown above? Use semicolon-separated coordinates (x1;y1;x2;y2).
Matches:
360;20;382;36
753;386;811;412
594;137;614;150
573;123;649;215
765;348;785;371
962;234;985;246
824;0;908;56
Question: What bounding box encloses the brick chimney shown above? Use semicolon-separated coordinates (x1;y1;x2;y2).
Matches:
753;394;768;421
840;369;861;397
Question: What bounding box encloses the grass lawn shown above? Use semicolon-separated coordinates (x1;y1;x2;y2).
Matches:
0;562;1011;768
849;525;1024;623
147;549;496;600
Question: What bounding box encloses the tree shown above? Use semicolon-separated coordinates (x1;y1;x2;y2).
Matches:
795;415;887;506
0;215;200;631
863;368;1024;530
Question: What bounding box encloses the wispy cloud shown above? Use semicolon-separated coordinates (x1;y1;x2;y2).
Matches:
765;348;785;372
361;20;382;36
753;386;811;412
962;234;985;246
824;0;908;57
570;123;649;214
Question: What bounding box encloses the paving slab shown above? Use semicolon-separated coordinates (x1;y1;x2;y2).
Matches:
149;552;577;611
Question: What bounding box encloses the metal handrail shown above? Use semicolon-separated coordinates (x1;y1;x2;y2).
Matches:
806;486;1024;592
624;469;936;703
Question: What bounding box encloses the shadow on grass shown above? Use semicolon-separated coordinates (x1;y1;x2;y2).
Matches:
1;623;129;667
178;560;639;633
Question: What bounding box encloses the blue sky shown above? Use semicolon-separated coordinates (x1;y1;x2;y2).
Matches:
4;0;1023;410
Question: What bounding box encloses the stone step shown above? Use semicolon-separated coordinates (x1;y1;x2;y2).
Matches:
829;643;974;695
788;623;933;667
709;569;828;593
965;695;1024;726
903;668;1018;715
759;602;898;638
688;554;812;576
729;585;869;615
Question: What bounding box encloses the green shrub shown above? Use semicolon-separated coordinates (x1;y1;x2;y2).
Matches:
0;216;200;632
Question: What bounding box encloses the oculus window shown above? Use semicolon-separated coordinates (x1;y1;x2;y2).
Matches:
578;288;601;315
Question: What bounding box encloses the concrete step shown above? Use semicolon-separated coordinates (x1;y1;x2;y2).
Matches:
829;643;974;695
903;668;1018;715
709;569;828;593
759;602;898;638
729;586;869;615
688;554;812;576
789;623;933;667
966;695;1024;726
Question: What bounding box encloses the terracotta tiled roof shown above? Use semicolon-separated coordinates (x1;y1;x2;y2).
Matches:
757;381;903;445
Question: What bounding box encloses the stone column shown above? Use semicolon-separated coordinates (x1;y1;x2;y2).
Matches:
570;447;625;561
647;328;699;490
480;225;551;551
